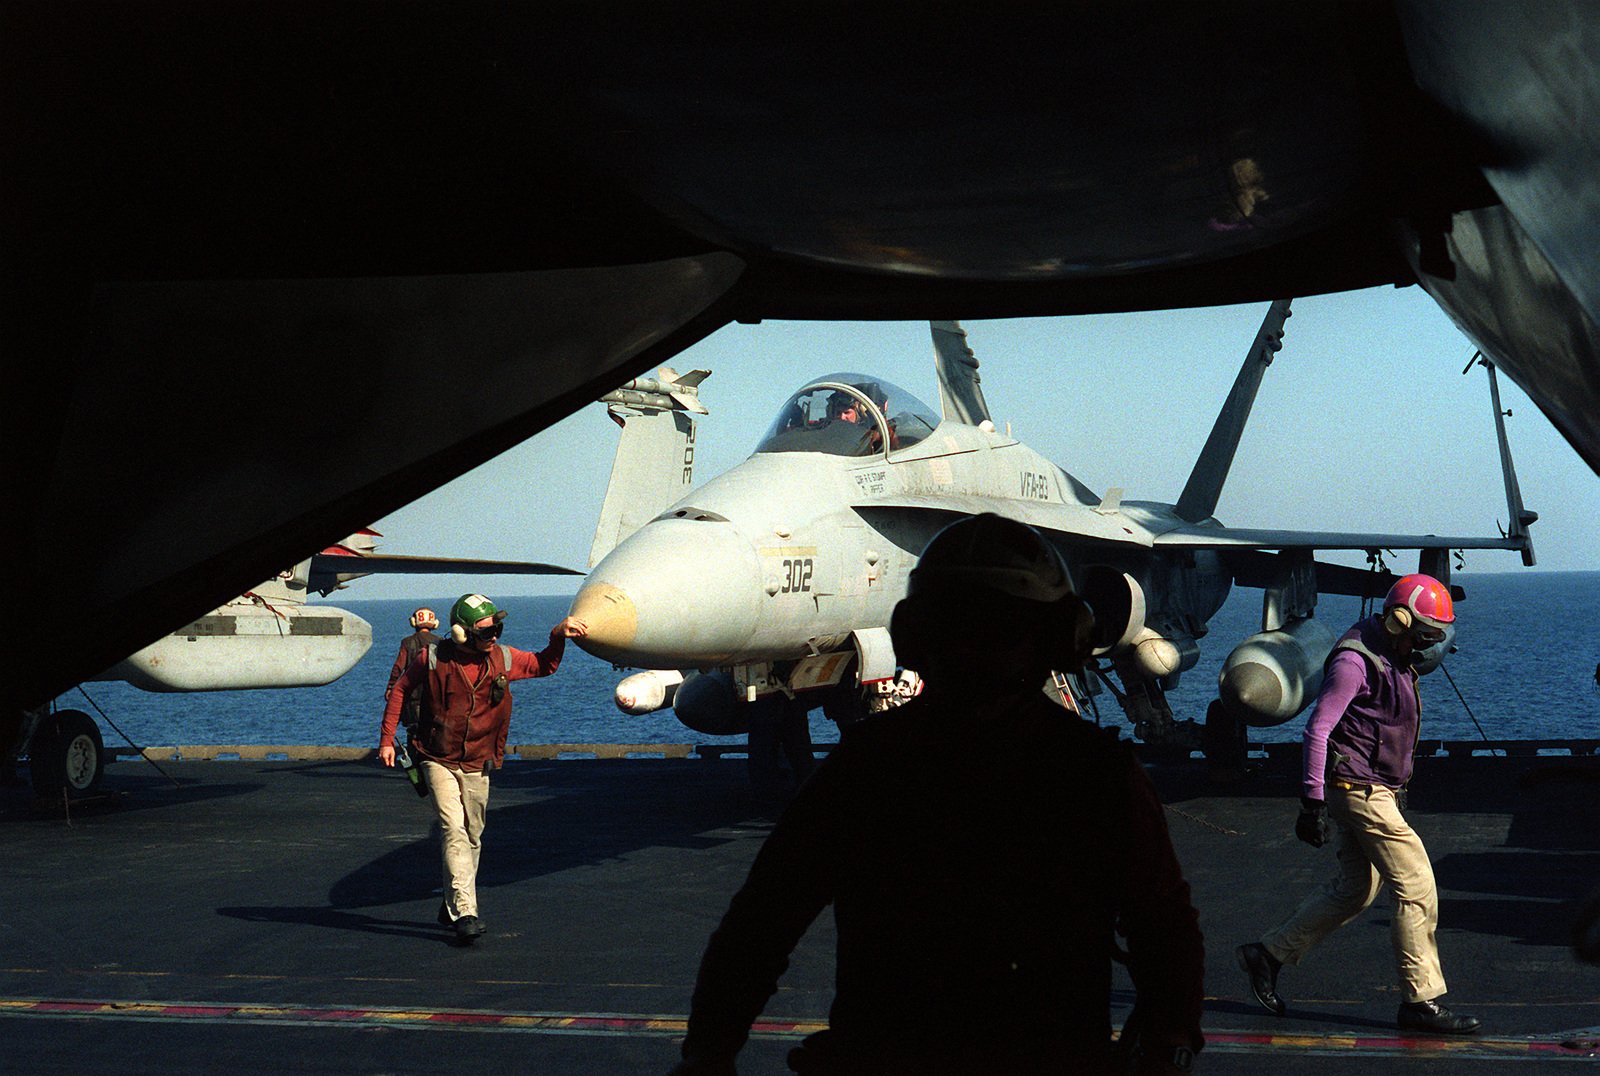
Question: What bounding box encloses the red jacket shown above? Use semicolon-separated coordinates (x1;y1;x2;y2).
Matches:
383;629;437;726
379;630;566;772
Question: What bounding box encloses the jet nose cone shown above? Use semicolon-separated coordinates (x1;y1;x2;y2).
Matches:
570;520;762;667
569;582;638;653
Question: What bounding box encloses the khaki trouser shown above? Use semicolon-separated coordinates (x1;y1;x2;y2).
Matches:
1262;783;1446;1003
423;761;490;920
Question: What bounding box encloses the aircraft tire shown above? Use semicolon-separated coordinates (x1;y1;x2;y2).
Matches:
30;709;105;798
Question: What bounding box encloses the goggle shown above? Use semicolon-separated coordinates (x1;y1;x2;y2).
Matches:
469;622;503;642
1411;623;1447;647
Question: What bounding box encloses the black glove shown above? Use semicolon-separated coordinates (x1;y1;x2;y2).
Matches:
1295;798;1329;847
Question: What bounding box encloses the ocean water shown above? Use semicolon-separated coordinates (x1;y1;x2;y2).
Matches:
58;573;1600;753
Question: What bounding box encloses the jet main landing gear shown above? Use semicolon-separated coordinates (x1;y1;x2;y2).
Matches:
26;708;106;798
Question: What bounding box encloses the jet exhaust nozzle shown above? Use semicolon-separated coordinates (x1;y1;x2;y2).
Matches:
1219;616;1337;727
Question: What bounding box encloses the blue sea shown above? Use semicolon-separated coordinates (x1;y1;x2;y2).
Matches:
59;573;1600;753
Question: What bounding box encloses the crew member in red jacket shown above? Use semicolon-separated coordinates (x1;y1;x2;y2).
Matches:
379;593;587;943
383;606;439;739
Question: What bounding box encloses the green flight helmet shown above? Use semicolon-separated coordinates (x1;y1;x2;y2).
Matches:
450;593;507;643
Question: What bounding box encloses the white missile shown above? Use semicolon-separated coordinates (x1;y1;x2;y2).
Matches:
614;668;685;715
1218;616;1338;727
1129;627;1199;679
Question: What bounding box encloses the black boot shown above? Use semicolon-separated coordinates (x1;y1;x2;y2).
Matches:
1397;997;1481;1034
1235;942;1286;1016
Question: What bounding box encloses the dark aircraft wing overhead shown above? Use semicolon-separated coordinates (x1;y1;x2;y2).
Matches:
6;1;1599;710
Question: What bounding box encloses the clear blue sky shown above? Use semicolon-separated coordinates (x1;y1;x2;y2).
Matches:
355;284;1598;602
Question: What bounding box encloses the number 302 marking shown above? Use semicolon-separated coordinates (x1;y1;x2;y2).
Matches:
781;558;814;594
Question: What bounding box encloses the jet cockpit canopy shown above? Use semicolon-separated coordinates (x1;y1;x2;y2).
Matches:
755;373;941;457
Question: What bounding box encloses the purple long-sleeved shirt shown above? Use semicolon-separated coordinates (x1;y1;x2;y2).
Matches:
1301;615;1422;801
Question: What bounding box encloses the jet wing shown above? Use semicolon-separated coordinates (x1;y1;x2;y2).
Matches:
308;554;579;579
307;552;582;596
854;496;1527;558
310;552;581;574
1149;524;1525;553
852;495;1154;546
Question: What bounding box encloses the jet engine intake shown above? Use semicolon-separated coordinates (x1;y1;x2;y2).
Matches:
1079;566;1146;655
1219;616;1337;727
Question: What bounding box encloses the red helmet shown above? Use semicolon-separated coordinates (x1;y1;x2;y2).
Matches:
410;607;440;630
1383;574;1454;630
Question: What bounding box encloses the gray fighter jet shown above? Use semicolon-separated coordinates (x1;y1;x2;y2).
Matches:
570;303;1536;753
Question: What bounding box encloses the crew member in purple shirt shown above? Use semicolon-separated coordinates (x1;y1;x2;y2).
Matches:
1236;573;1481;1035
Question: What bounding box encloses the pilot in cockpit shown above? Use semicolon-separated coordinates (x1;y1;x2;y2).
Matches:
826;391;863;426
831;388;902;450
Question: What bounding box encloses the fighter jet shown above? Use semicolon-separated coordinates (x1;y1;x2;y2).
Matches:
570;303;1535;753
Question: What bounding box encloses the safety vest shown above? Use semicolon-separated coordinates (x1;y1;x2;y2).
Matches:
413;640;515;768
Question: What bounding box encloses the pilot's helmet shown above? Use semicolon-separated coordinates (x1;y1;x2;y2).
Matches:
410;607;439;630
826;391;860;420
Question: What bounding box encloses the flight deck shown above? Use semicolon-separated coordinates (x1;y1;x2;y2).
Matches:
4;745;1599;1073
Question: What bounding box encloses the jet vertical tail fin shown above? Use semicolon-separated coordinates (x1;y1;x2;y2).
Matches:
1174;299;1292;523
589;368;710;568
931;321;992;426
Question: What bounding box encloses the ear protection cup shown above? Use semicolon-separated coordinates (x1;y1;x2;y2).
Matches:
1052;594;1096;671
451;623;468;644
888;594;939;673
1385;605;1413;635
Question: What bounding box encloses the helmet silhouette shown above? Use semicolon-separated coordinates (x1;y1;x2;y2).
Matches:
909;513;1075;603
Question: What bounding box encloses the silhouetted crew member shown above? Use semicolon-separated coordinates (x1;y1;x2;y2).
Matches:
1237;573;1481;1034
384;607;439;738
379;593;587;944
671;514;1204;1075
745;666;818;805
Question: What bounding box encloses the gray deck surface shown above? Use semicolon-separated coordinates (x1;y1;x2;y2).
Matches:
4;748;1599;1072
